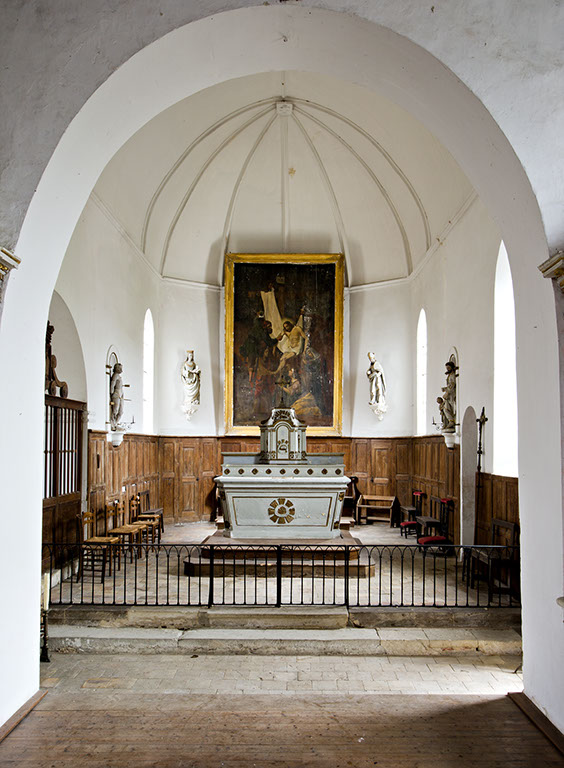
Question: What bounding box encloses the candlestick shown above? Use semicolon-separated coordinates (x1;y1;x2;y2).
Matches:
43;572;50;612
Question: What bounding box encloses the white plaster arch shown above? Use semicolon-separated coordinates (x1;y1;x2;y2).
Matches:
0;4;562;730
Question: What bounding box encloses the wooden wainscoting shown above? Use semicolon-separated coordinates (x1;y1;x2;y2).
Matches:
475;472;519;544
88;431;160;532
411;435;460;543
159;437;219;522
87;432;462;533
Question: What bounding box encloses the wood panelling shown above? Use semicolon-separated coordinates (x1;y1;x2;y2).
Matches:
87;432;470;538
476;472;519;545
88;431;160;531
411;435;460;543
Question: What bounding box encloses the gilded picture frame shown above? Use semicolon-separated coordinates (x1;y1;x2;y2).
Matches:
225;253;344;436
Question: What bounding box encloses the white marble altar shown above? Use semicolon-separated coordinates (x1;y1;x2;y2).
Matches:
215;406;350;539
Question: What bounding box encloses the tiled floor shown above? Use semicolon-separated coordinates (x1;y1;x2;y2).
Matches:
2;653;549;768
41;651;523;696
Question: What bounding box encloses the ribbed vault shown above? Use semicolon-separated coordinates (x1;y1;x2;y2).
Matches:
94;71;474;286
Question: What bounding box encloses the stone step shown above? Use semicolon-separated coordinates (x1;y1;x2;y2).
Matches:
48;625;522;657
49;605;350;630
48;604;521;630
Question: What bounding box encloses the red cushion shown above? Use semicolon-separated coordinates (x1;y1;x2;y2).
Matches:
400;521;417;527
418;535;448;545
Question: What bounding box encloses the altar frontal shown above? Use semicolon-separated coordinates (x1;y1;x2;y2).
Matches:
215;406;350;539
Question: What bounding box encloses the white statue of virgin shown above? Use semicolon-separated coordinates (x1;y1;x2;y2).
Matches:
181;350;201;419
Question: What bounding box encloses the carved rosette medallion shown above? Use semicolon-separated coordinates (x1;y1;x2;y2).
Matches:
268;498;296;525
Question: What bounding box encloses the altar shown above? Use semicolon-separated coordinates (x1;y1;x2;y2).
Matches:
215;405;350;539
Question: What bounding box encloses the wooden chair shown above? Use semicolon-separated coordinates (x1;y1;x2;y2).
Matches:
130;494;161;546
417;497;454;550
77;510;120;582
134;490;164;534
399;490;425;538
466;518;520;601
343;476;361;524
106;500;144;562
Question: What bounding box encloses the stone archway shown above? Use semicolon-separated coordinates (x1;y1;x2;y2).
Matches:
1;5;561;729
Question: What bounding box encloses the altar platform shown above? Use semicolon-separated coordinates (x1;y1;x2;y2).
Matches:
183;529;374;577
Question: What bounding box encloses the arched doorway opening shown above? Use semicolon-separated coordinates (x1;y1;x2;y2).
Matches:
0;5;561;730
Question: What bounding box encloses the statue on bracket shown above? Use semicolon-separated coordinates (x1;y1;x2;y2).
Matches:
437;353;458;448
109;362;125;430
366;352;387;420
105;351;132;447
181;350;201;420
439;355;457;432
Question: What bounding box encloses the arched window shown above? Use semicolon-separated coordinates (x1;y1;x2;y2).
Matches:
143;309;154;434
416;308;427;436
493;243;518;476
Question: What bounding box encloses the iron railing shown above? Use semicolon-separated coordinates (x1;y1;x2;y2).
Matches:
42;542;520;609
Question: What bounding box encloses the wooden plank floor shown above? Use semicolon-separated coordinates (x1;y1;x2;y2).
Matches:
1;692;561;767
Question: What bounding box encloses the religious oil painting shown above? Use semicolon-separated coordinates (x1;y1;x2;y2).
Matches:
225;254;344;435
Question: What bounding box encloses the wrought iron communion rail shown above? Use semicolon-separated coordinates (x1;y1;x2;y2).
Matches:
42;543;520;609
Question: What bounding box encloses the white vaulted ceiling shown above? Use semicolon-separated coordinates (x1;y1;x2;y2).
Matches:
93;70;474;286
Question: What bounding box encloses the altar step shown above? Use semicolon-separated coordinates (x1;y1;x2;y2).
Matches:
47;624;522;657
48;604;521;632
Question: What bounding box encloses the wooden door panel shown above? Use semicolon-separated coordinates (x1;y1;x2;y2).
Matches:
161;440;176;474
200;438;219;520
371;444;392;495
180;480;196;512
179;444;198;480
396;441;409;474
160;476;176;519
350;439;370;494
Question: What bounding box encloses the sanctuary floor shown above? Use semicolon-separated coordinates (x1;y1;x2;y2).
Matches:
2;652;562;767
159;520;403;546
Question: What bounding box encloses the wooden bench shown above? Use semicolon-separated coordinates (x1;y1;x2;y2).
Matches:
356;495;400;526
465;518;520;601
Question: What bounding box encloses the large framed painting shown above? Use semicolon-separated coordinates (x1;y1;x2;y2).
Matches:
225;253;344;436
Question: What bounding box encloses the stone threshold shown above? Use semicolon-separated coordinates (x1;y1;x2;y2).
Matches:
48;625;522;656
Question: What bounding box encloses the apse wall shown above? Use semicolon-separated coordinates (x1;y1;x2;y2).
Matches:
410;196;502;473
156;280;222;435
54;196;160;433
54;191;502;445
348;281;412;436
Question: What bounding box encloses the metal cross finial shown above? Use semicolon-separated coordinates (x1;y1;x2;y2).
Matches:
476;407;488;473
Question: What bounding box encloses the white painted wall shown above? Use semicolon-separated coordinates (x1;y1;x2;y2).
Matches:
54;197;160;433
157;281;222;435
349;282;412;436
47;291;87;403
411;197;500;472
